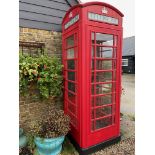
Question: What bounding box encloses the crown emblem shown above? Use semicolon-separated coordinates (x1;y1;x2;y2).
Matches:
102;7;108;14
69;12;73;18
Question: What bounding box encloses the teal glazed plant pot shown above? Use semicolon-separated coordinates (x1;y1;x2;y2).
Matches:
34;136;65;155
19;128;27;148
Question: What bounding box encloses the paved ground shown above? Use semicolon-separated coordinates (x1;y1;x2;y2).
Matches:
121;74;135;116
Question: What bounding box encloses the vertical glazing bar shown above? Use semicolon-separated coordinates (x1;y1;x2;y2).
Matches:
74;33;78;125
91;32;94;131
112;35;117;124
91;31;95;131
112;35;115;124
94;32;97;130
64;38;68;115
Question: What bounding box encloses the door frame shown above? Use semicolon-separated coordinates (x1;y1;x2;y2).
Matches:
85;25;122;147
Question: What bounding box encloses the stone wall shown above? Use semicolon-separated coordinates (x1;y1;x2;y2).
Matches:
19;27;63;130
19;27;62;57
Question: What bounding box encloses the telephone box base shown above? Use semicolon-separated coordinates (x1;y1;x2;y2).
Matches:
67;134;121;155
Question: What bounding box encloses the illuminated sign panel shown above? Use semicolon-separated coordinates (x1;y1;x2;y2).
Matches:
88;12;118;25
65;14;79;29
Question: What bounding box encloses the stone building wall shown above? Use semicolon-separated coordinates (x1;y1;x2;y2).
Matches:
19;27;62;57
19;27;63;129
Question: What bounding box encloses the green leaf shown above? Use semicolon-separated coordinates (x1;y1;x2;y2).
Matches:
19;54;63;99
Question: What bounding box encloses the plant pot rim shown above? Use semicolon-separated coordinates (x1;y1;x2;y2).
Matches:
19;128;23;136
35;136;65;142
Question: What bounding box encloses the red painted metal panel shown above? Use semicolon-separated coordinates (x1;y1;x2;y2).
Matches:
62;1;123;150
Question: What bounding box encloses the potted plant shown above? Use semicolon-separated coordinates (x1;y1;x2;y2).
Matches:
28;107;70;155
19;128;28;148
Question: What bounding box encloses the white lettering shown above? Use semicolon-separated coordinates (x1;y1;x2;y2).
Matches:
65;14;79;29
88;12;118;25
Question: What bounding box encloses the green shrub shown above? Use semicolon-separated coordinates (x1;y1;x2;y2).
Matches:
19;53;63;99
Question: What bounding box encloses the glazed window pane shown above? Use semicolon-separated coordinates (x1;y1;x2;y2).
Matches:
96;33;113;46
67;35;74;47
67;60;75;70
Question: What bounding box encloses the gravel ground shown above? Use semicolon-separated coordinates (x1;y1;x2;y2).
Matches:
94;136;135;155
61;114;135;155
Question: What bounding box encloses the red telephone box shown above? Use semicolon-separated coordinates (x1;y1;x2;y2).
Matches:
62;2;123;154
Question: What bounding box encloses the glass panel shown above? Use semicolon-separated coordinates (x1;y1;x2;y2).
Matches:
67;35;74;47
68;72;75;81
67;48;74;58
91;60;95;70
74;33;77;46
91;85;95;95
96;83;112;94
91;72;95;82
96;33;113;46
95;106;112;118
66;101;77;128
68;92;76;103
91;120;95;131
68;82;75;92
68;102;76;114
91;46;95;57
96;95;112;106
94;14;98;20
96;60;115;70
96;71;112;82
96;47;113;58
67;60;75;70
91;32;95;44
96;116;112;129
91;97;95;106
70;114;77;127
91;110;95;119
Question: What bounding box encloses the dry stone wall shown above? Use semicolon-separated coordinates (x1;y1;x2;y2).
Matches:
19;27;62;57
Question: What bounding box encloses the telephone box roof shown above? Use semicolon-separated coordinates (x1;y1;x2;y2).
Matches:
62;1;124;24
